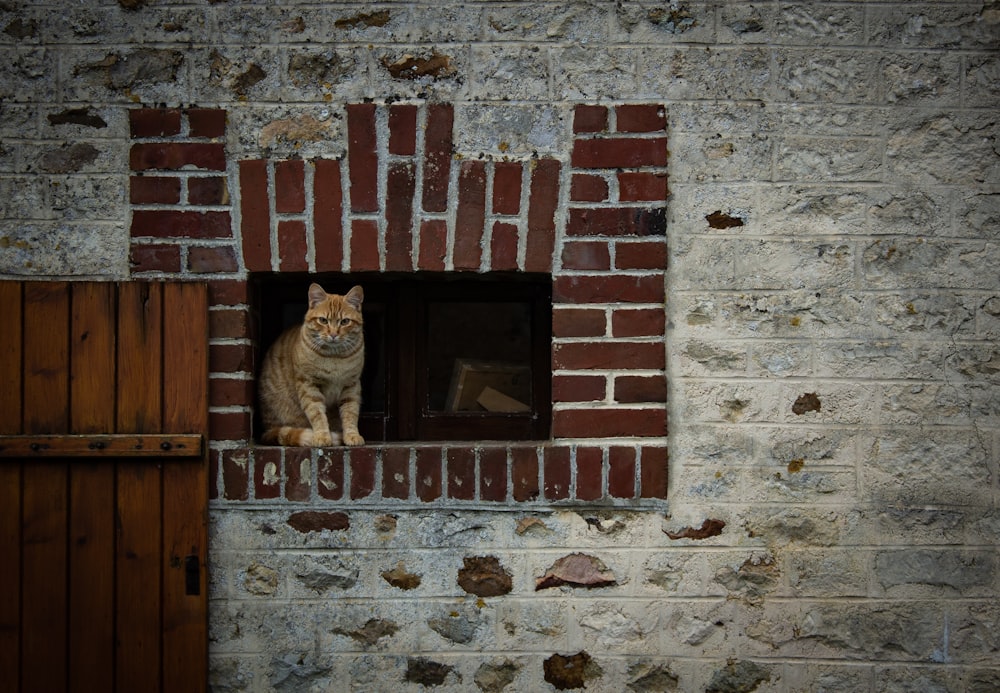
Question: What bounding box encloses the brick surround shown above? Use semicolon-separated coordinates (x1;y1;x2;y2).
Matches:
128;102;669;505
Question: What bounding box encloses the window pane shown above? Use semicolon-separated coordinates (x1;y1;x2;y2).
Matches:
425;301;532;413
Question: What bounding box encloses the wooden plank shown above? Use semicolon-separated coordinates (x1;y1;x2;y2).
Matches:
116;282;163;433
21;282;70;692
0;282;22;693
162;282;209;693
0;281;22;430
116;282;164;693
116;462;163;693
23;282;70;433
0;464;20;693
68;282;116;693
22;462;69;693
70;282;117;434
0;434;203;458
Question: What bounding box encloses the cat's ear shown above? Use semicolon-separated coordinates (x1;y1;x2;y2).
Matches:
307;283;327;308
345;285;364;311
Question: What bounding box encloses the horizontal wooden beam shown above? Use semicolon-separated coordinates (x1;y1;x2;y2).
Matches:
0;434;203;458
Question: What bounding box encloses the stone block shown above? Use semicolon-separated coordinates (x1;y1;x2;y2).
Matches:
469;45;550;102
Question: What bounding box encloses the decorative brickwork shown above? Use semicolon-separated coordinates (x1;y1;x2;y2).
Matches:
127;102;669;505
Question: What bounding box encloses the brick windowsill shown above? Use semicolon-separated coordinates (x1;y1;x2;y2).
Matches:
213;441;668;505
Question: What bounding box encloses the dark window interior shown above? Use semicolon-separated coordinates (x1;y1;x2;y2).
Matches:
252;272;552;443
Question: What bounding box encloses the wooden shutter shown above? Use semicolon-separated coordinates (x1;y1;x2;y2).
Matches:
0;281;209;693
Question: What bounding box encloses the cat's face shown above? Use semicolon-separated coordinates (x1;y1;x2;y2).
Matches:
303;284;364;351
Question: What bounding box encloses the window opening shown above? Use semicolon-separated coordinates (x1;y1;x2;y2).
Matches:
253;272;551;444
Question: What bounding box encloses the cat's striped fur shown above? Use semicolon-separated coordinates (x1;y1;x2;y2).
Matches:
259;283;365;447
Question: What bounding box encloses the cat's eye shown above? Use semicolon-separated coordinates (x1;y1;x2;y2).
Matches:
316;317;329;325
340;318;352;326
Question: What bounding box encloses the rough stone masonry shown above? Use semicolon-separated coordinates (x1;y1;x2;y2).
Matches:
1;1;999;691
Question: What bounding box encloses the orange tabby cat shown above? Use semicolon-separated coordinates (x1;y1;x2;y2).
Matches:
259;283;365;447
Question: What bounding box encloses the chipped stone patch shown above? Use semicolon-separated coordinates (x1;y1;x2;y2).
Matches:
543;651;602;690
536;553;617;590
458;556;513;597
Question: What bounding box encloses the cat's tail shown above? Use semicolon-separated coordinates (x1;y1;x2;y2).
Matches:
260;427;340;446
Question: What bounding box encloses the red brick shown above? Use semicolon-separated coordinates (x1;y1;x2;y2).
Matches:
350;447;376;499
575;446;603;501
188;176;228;205
131;210;232;239
188;245;238;273
221;449;249;501
208;279;248;306
543;446;570;500
554;274;665;304
187;108;227;138
552;307;606;338
479;447;508;502
422;103;453;213
608;446;636;498
275;159;306;213
385;162;415;271
552;374;606;403
553;407;666;439
616;104;666;133
239;160;272;271
285;447;312;501
615;240;667;270
570;173;608;202
254;447;282;499
418;219;447;271
639;445;668;499
130;142;225;171
350;219;380;271
415;447;442;502
511;446;539;501
490;222;519;271
567;207;666;237
574;105;608;133
571;137;667;169
209;308;250;340
618;172;668;202
347;103;378;213
525;158;560;273
129;243;181;273
454;159;486;270
447;447;475;500
492;161;522;215
318;450;345;500
561;241;610;271
612;308;666;337
615;374;667;404
278;219;308;271
389;103;417;155
210;410;251;443
129;108;181;138
313;158;344;272
130;175;180;204
209;376;252;408
382;447;410;499
210;343;252;374
554;341;665;370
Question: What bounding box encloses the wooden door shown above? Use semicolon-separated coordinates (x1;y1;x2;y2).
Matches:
0;281;209;693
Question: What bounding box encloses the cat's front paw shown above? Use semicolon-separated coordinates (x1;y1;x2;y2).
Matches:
343;431;365;447
311;430;335;447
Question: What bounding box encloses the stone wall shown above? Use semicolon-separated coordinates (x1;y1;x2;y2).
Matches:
1;1;999;691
